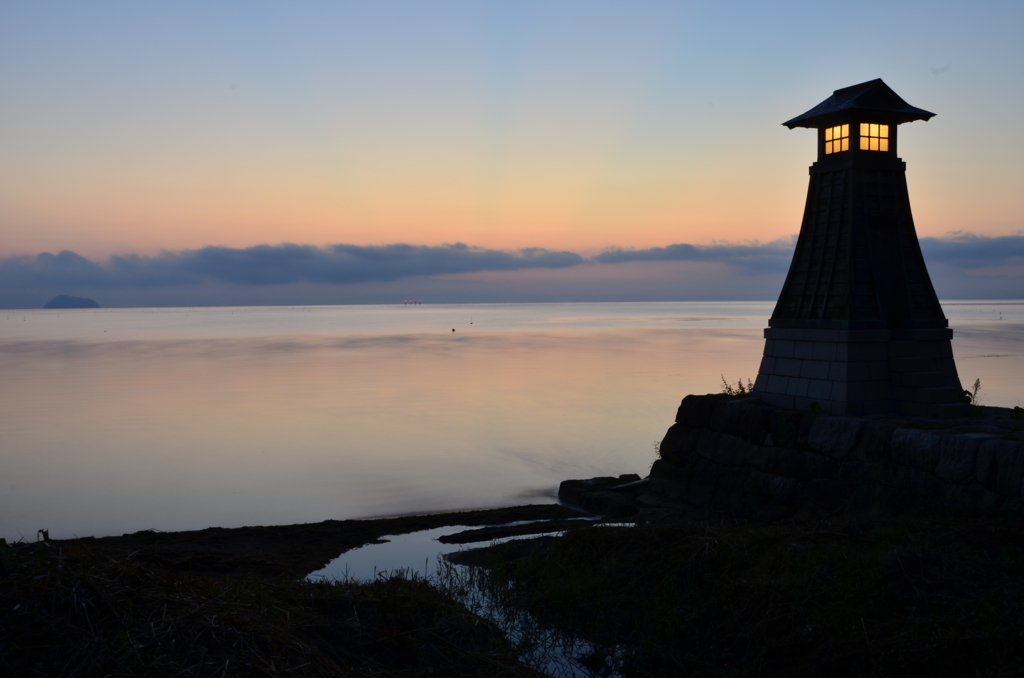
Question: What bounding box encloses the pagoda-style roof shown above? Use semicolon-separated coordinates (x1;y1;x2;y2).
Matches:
783;79;935;129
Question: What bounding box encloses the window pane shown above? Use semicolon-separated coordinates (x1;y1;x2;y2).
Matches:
825;127;833;141
860;137;869;150
880;138;889;152
841;124;849;138
870;124;879;137
870;137;879;151
826;141;833;154
842;138;849;151
860;123;869;136
880;125;889;138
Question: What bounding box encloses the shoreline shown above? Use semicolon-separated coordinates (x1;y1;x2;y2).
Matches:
45;503;589;579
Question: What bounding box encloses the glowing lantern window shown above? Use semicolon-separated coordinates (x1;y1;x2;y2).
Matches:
859;123;890;151
824;124;849;154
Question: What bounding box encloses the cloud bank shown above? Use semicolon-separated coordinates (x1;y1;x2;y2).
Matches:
0;233;1020;308
594;237;797;275
918;233;1024;269
0;243;583;289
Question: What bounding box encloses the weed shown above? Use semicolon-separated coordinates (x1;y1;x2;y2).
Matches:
721;374;754;396
962;377;982;405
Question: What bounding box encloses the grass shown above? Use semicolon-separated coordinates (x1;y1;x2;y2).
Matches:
720;375;755;396
0;536;537;677
461;509;1024;677
7;509;1024;677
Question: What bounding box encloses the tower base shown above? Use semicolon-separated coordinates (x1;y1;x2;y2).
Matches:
752;327;967;418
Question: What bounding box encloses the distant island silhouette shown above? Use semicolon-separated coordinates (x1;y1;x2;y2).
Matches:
43;295;100;309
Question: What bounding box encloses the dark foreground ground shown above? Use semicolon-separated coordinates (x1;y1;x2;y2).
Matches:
0;505;582;677
4;504;1024;677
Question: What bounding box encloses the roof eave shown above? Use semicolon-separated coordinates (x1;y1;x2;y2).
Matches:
783;107;936;130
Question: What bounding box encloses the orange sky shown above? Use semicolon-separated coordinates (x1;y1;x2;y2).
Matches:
1;3;1021;260
5;121;1015;260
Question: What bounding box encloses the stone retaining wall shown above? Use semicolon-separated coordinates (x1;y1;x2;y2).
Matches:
643;394;1024;518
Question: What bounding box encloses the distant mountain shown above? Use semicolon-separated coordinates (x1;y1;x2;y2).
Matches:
43;295;100;309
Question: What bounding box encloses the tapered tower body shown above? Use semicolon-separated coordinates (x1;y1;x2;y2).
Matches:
753;79;966;417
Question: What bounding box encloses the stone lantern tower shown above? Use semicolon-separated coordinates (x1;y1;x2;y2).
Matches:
752;79;966;417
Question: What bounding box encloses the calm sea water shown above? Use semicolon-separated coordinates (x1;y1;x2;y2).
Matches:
2;301;1022;541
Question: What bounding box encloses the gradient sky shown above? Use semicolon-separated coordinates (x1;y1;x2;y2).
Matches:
1;1;1022;306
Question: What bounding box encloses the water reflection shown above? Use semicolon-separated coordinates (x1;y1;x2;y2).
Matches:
1;301;1022;540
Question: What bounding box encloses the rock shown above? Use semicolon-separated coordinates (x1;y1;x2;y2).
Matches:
694;429;722;460
709;398;748;434
890;429;941;471
43;295;100;309
967;484;1002;511
935;434;992;482
975;443;997;490
942;483;1002;511
746;470;806;504
648;460;689;500
988;439;1024;497
737;404;774;445
1004;497;1024;514
556;476;641;518
557;476;620;505
696;433;749;466
709;469;746;511
610;474;643;487
747;446;838;481
605;393;1024;521
709;398;772;443
807;417;865;459
581;492;639;517
675;394;723;428
635;493;672;508
659;424;700;463
906;469;944;502
839;461;886;486
769;409;803;449
684;458;723;507
855;420;899;462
